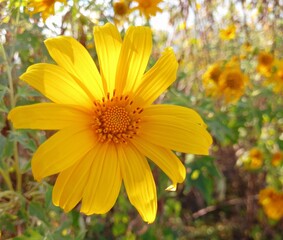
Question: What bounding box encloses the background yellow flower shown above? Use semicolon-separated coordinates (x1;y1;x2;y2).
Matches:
246;148;263;170
132;0;163;19
259;188;283;220
203;60;248;104
202;62;223;97
266;60;283;93
219;25;236;40
271;151;283;166
257;51;274;77
27;0;66;22
113;0;129;17
217;65;248;103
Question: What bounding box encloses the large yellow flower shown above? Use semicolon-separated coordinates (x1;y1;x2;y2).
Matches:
259;187;283;220
27;0;66;22
8;23;212;223
132;0;162;19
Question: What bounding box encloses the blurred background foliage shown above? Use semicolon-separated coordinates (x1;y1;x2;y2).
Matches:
1;0;283;239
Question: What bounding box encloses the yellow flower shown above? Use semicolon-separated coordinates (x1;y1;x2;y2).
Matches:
266;60;283;93
203;59;248;103
246;148;263;170
219;25;236;40
217;65;248;103
132;0;162;19
241;42;253;53
196;3;201;11
202;62;222;97
8;23;212;223
26;0;66;22
113;0;129;17
257;51;274;77
259;187;283;220
271;151;283;166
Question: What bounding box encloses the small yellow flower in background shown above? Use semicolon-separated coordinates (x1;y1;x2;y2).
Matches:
271;151;283;166
202;59;248;103
237;147;264;170
259;187;283;220
195;3;201;11
113;0;129;17
217;65;248;103
241;42;253;53
178;21;187;31
265;60;283;93
257;51;274;77
132;0;163;19
245;148;263;170
219;25;236;40
8;23;212;223
27;0;66;22
240;43;253;60
202;62;223;97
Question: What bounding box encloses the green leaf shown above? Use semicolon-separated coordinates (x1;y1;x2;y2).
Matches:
0;84;8;99
186;156;222;204
28;202;49;226
14;229;43;240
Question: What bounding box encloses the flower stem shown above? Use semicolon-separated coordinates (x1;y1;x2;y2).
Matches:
3;1;22;193
0;43;22;193
0;168;14;191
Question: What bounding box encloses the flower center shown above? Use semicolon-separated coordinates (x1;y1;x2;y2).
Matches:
261;55;273;66
92;91;143;144
114;2;128;16
226;73;241;89
210;67;221;83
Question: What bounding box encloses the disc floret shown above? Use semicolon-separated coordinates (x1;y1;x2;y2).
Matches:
92;91;143;144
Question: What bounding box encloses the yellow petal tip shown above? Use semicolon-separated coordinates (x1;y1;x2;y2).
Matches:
165;183;177;192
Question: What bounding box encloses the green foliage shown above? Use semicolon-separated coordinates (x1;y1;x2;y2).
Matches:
186;156;222;205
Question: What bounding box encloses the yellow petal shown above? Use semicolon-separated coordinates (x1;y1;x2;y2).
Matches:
115;26;152;95
93;23;122;95
143;104;205;124
165;184;177;192
8;103;91;130
131;138;186;188
117;144;157;223
134;48;178;107
20;63;93;108
140;114;212;155
44;36;104;100
52;151;94;212
32;127;96;181
81;143;121;215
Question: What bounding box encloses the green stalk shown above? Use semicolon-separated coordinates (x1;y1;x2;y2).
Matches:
0;168;14;191
0;43;22;192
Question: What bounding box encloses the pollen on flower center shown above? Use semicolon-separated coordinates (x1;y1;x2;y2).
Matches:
102;106;131;133
91;91;143;144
